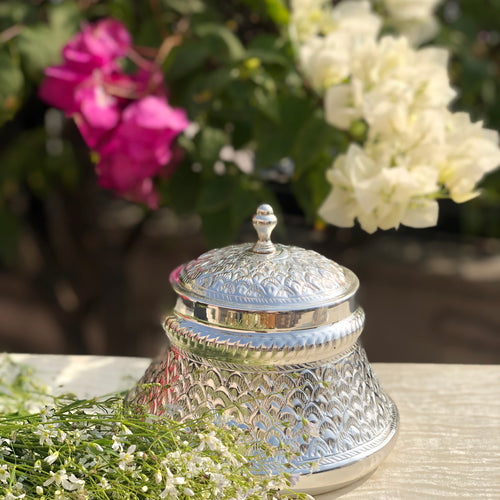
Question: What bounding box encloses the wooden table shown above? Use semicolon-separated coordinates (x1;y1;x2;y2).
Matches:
9;355;500;499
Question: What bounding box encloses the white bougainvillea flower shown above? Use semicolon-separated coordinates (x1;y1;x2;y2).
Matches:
330;0;381;38
291;0;380;43
319;144;440;232
324;81;363;129
325;36;455;131
297;0;381;91
292;0;500;233
299;34;353;90
382;0;443;45
290;0;335;41
439;112;500;203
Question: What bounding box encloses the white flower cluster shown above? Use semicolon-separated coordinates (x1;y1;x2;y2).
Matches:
381;0;443;46
291;0;500;233
0;357;314;500
0;398;297;500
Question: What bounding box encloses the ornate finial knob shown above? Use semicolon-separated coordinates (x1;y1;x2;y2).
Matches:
251;204;277;254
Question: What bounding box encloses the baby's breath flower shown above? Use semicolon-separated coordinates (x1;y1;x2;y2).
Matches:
0;464;10;484
197;430;221;452
111;435;122;451
121;424;133;435
44;450;59;465
154;470;162;484
0;356;306;500
118;444;136;470
57;430;67;443
3;492;26;500
43;468;84;492
92;442;103;453
34;423;58;446
99;476;110;490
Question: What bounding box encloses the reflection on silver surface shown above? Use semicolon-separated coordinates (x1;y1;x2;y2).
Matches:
127;205;399;495
174;295;357;332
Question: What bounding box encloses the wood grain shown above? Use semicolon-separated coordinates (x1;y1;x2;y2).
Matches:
9;356;500;499
316;363;500;499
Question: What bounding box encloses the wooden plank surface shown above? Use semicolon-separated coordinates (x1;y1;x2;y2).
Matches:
320;363;500;500
9;355;500;499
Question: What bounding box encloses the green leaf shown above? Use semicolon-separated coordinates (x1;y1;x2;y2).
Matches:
0;51;24;126
262;0;289;26
253;86;280;123
197;174;276;247
47;2;81;33
189;67;232;101
197;175;239;246
106;0;137;27
240;0;289;26
193;23;245;62
245;48;288;66
0;128;80;194
17;25;61;80
195;126;227;166
199;206;234;247
197;175;236;214
16;3;80;81
161;0;206;15
0;2;32;28
162;163;202;215
165;41;211;80
254;94;315;169
291;112;338;177
292;162;331;222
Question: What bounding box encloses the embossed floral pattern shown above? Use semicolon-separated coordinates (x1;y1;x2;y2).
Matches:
130;343;397;475
173;244;355;307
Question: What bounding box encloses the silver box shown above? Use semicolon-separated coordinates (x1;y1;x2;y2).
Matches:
127;205;399;496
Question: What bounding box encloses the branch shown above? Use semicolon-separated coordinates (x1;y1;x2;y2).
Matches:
0;24;24;43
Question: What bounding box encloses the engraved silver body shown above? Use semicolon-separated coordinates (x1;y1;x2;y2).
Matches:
127;205;399;495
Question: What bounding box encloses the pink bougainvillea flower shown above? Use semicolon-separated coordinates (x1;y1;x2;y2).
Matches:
40;18;132;116
116;96;189;165
129;178;160;209
125;178;160;209
95;96;189;206
74;84;121;148
158;143;185;179
39;18;189;210
96;151;160;209
97;150;148;192
62;18;131;74
97;96;189;180
129;63;166;97
38;65;88;114
99;67;165;105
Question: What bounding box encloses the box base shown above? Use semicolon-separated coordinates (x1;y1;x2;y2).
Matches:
294;401;399;496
